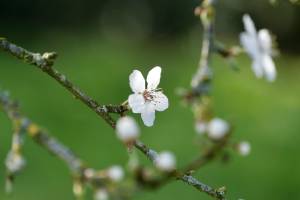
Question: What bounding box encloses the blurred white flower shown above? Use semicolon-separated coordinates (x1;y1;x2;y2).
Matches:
107;165;124;182
128;66;169;127
94;189;109;200
5;151;26;173
240;14;277;82
237;141;251;156
207;118;230;140
84;168;96;179
195;121;207;135
116;116;140;142
155;151;176;172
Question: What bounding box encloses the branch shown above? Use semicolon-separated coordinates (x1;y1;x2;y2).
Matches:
0;91;121;197
190;0;216;95
182;135;230;173
134;141;226;200
0;38;126;128
0;39;226;199
133;135;230;192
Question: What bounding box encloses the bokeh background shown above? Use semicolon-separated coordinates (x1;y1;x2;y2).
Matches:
0;0;300;199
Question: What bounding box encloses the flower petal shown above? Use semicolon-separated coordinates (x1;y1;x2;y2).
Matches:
243;14;257;36
240;33;259;59
129;70;145;93
262;55;276;82
152;92;169;112
258;29;272;54
146;66;161;90
251;59;264;79
128;94;145;113
141;103;155;127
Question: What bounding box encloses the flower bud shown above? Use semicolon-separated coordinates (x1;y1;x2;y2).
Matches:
237;141;251;156
155;151;176;172
116;117;140;142
94;189;108;200
107;165;124;182
207;118;229;140
5;152;26;173
195;121;207;135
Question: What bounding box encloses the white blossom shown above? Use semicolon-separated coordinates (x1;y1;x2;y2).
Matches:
107;165;124;182
84;168;96;179
94;189;109;200
207;118;229;140
237;141;251;156
116;116;140;142
128;66;169;127
240;14;277;82
195;121;207;135
155;151;176;172
5;151;26;173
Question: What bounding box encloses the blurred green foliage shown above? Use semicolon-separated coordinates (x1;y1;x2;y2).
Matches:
0;33;299;199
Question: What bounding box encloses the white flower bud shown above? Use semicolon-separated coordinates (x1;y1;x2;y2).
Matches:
238;141;251;156
84;168;96;179
5;152;26;173
195;121;207;135
207;118;230;140
107;165;124;182
94;189;108;200
116;117;140;142
155;151;176;172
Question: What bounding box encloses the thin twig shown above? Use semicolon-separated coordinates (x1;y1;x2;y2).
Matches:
182;136;230;173
191;0;216;96
0;91;116;191
0;38;125;128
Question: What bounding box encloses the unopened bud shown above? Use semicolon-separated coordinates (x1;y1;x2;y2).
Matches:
116;117;140;142
107;165;124;182
155;151;176;172
207;118;230;140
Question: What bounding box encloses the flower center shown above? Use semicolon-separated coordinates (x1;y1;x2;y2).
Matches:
143;90;154;101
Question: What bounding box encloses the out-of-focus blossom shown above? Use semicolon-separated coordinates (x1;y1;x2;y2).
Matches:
5;151;26;173
237;141;251;156
195;121;207;135
155;151;176;172
207;118;230;140
107;165;124;182
116;116;140;142
240;14;277;82
94;189;109;200
128;66;169;127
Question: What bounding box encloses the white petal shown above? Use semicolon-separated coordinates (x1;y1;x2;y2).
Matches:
251;59;264;79
258;29;272;54
141;103;155;127
240;33;259;59
242;14;257;36
152;92;169;112
129;70;145;93
262;55;276;82
128;94;145;113
146;66;161;90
